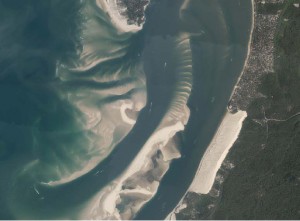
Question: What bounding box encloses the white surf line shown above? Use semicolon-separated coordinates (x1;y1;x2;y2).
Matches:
40;157;103;187
166;1;255;219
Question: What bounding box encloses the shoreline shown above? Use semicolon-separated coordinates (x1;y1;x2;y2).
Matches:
165;111;247;220
82;121;186;220
188;110;247;194
177;1;300;219
166;0;255;218
228;0;256;108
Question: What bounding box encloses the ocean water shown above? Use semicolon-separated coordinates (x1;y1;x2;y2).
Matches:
0;0;252;219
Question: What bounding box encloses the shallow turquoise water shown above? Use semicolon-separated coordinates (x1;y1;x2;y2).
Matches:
0;0;252;219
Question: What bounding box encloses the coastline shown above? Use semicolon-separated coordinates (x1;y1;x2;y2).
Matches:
165;111;247;220
166;0;255;219
188;111;247;194
175;0;299;219
228;0;256;108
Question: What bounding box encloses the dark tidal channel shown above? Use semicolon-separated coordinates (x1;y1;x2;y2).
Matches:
136;0;253;219
0;0;252;219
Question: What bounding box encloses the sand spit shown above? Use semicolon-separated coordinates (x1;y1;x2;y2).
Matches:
166;0;254;218
83;121;186;220
166;111;247;220
79;34;193;220
189;110;247;194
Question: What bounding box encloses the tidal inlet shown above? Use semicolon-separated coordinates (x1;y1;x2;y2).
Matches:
0;0;252;220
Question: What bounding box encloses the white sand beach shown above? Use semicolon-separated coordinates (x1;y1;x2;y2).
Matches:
166;0;254;218
189;110;247;194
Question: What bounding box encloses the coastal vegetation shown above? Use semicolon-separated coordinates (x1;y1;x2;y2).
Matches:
177;0;300;219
